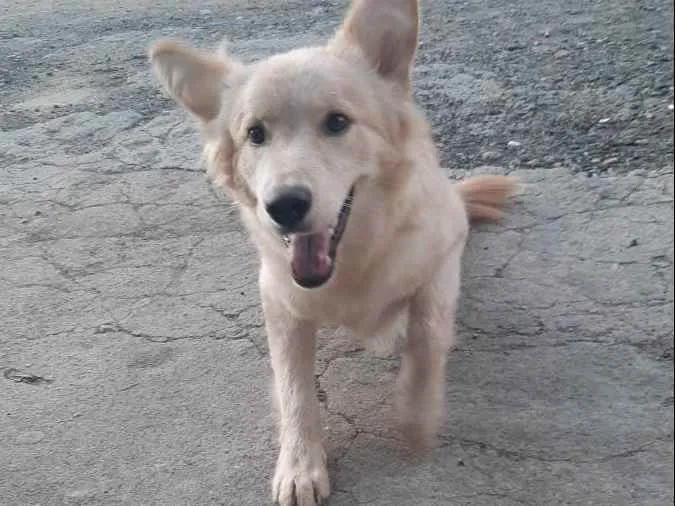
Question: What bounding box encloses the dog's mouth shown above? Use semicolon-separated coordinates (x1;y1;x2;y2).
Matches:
282;186;355;289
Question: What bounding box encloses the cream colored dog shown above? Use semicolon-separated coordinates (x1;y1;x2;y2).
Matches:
149;0;516;504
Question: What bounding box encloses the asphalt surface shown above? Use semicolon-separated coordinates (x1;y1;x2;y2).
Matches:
1;1;673;505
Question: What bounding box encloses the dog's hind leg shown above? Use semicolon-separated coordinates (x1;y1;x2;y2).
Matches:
396;248;462;453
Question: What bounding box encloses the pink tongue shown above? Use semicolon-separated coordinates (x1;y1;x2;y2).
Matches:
290;233;332;281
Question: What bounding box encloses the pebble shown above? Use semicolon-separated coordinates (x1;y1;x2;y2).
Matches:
507;140;522;148
94;322;118;334
64;488;97;501
602;157;619;166
16;431;45;444
598;117;611;124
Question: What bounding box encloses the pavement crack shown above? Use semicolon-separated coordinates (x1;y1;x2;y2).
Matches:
493;233;527;278
441;435;669;464
93;322;212;343
454;338;612;353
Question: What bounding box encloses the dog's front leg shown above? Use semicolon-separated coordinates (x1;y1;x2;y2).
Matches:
397;249;462;453
261;283;329;506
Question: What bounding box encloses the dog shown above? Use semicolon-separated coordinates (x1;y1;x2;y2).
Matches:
149;1;517;504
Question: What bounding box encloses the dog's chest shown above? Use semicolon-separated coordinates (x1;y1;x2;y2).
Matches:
299;285;407;337
287;252;419;336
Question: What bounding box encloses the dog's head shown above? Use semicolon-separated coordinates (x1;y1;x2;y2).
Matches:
150;0;422;289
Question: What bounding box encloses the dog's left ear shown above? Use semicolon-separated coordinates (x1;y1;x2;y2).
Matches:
149;38;238;122
332;0;419;91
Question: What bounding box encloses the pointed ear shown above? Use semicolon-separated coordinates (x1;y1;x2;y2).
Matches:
332;0;419;90
149;38;229;122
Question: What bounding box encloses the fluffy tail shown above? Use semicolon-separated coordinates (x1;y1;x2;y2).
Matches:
455;175;518;221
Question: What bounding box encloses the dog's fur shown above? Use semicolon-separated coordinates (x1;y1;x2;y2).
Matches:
149;1;517;504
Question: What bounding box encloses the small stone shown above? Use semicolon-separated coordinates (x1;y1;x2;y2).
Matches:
507;140;522;148
16;431;45;444
598;117;611;124
94;322;118;334
317;389;327;403
602;157;619;166
628;239;639;248
481;151;499;161
65;488;97;501
668;104;674;111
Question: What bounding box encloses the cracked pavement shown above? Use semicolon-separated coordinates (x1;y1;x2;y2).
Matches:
1;1;673;505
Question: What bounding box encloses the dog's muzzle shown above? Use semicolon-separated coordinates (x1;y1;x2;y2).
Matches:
283;186;355;289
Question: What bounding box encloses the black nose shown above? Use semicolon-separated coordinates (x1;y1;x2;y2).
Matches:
265;185;312;230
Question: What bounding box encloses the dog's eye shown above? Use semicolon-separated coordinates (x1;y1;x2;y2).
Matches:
324;113;350;135
247;124;266;145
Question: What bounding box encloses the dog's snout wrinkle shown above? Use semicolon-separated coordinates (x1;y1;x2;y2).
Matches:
265;185;312;231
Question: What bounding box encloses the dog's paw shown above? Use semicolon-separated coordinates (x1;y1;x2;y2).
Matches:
273;443;330;505
397;385;443;455
400;417;436;455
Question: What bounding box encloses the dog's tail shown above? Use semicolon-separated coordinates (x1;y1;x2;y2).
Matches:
455;175;518;222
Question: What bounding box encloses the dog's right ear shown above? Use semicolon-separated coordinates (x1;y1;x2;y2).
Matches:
149;39;233;122
331;0;419;92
